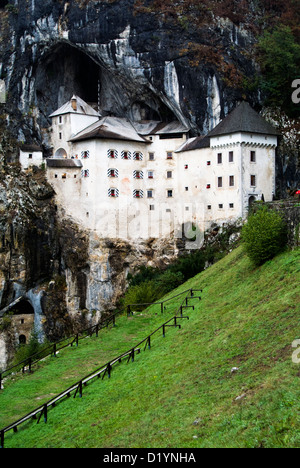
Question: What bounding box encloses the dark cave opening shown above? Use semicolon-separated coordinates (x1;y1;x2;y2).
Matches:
10;299;34;316
34;43;176;128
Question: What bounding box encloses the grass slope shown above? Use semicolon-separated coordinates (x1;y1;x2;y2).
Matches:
1;246;300;448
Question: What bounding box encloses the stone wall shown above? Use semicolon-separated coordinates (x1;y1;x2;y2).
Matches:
264;200;300;248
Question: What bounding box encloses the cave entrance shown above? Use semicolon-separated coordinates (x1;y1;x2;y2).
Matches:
34;43;176;129
10;299;34;316
35;44;101;124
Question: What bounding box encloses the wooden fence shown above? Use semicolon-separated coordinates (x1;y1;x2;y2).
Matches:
0;288;201;390
0;288;202;448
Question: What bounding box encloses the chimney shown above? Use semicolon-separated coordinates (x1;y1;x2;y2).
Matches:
71;95;77;112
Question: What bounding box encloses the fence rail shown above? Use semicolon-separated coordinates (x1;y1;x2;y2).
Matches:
0;288;198;389
0;287;202;448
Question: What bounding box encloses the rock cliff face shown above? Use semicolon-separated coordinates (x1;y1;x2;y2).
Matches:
0;0;261;141
0;0;298;364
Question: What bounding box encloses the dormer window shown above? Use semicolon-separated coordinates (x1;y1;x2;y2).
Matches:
108;149;118;159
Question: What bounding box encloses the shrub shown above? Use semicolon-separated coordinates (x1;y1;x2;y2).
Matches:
242;207;288;266
122;280;161;311
12;329;49;368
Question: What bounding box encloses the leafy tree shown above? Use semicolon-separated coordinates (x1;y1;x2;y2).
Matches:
256;25;300;116
242;206;288;266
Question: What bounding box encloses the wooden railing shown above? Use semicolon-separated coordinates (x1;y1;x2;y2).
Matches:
0;288;202;389
0;288;202;448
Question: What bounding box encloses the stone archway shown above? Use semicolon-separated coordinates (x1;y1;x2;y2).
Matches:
54;148;68;158
19;335;26;345
249;196;256;209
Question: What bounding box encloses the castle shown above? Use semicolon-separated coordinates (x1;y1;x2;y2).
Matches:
21;96;278;242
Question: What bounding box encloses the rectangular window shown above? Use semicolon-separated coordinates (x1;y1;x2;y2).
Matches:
217;153;222;164
134;190;143;198
62;173;67;179
251;175;256;187
167;190;173;198
184;164;188;169
149;152;154;161
185;187;189;191
229;175;235;187
148;171;154;179
133;152;143;161
59;116;62;124
167;152;173;160
250;151;256;163
149;205;155;211
59;132;62;140
229;151;234;162
207;184;211;189
28;153;33;159
207;205;212;210
207;161;211;166
219;204;223;209
167;171;172;179
218;177;223;188
109;150;117;159
147;190;153;198
229;203;234;209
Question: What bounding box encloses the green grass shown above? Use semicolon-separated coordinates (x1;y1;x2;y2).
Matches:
1;246;300;448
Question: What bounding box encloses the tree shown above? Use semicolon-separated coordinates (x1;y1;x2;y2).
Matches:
242;206;288;266
256;25;300;116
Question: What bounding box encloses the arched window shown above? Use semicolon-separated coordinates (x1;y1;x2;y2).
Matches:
54;148;68;159
19;335;27;345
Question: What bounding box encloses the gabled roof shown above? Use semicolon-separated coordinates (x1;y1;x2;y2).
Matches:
69;116;149;144
20;144;43;152
208;101;278;137
49;95;100;118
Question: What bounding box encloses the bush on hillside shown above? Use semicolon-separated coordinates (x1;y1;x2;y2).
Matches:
242;206;288;266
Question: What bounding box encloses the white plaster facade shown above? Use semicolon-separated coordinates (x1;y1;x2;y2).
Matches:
19;144;44;170
46;97;278;243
